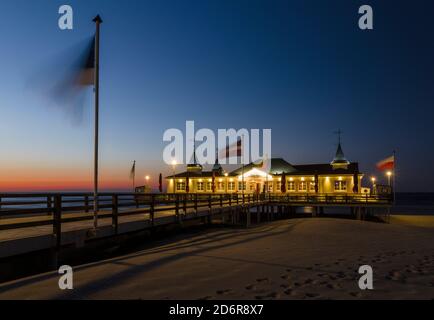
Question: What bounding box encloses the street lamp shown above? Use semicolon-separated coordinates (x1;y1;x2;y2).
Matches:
386;171;392;186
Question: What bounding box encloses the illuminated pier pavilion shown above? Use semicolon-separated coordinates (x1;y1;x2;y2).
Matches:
166;142;366;195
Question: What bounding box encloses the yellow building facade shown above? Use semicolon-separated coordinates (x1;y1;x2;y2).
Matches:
166;143;364;195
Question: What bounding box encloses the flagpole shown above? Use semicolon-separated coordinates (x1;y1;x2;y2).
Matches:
393;150;396;204
93;15;102;230
241;134;245;203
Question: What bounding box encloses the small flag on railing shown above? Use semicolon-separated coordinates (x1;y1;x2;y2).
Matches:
281;172;286;193
130;161;136;179
159;173;163;193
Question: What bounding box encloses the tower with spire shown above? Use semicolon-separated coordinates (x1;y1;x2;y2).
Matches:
186;141;203;173
331;129;350;170
212;149;223;175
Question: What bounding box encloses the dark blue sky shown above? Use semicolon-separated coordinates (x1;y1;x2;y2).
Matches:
1;0;433;191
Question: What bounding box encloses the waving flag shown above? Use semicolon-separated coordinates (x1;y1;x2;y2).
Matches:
129;161;136;179
281;172;286;193
219;139;242;160
75;38;95;86
159;173;163;193
376;155;395;171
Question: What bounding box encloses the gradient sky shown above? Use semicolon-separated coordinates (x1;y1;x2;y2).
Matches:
1;0;434;192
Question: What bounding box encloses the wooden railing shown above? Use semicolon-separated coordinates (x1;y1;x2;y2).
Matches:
0;192;392;238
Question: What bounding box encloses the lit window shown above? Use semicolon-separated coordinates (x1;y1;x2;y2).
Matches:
309;182;316;191
334;180;347;191
299;181;307;191
217;182;224;191
288;181;296;191
228;182;235;191
238;182;246;190
206;182;212;191
197;182;204;191
176;182;186;191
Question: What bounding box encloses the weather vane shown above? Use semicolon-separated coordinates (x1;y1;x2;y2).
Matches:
334;129;343;145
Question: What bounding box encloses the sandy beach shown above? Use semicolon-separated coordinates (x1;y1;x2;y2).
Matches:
1;216;434;300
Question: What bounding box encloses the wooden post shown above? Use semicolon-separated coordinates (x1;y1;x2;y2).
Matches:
194;194;198;213
175;194;181;223
112;195;118;234
85;195;89;213
47;196;52;215
150;194;155;226
53;195;62;250
207;194;212;224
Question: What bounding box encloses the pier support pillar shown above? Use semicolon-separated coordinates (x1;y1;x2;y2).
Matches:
356;207;362;220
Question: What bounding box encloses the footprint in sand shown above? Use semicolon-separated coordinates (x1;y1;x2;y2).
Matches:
198;296;213;300
281;274;290;280
284;288;297;296
304;293;320;299
385;271;406;282
216;289;233;295
245;285;257;291
255;292;281;300
326;283;340;290
256;277;269;283
349;292;362;298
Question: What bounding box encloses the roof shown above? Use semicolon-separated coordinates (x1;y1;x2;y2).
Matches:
166;158;360;179
292;162;359;175
166;171;229;179
230;158;297;175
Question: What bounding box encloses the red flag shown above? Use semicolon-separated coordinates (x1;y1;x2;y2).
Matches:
281;172;286;193
376;155;395;171
159;173;163;193
219;139;242;160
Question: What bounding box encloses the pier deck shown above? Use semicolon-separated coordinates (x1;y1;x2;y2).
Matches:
0;193;391;259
